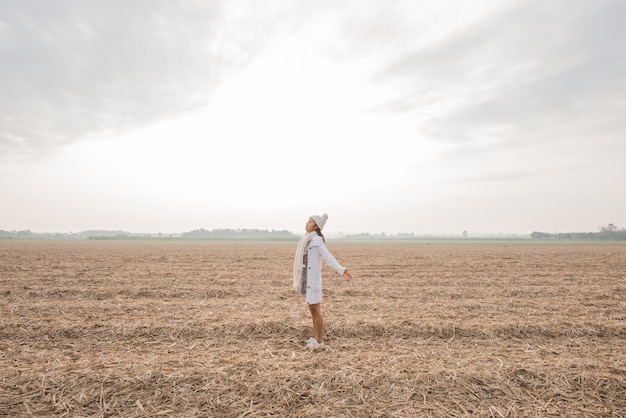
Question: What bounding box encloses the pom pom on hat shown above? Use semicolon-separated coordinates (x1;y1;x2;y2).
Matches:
310;213;328;230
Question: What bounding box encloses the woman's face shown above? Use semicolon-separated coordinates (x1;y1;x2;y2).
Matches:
305;218;318;233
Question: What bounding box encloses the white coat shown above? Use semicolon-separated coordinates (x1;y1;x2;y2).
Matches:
304;235;346;304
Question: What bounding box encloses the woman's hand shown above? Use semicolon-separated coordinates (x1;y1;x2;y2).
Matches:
342;269;353;281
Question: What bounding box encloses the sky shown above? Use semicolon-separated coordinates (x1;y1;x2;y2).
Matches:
1;0;625;236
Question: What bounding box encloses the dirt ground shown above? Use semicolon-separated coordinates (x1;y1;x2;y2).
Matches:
1;240;625;417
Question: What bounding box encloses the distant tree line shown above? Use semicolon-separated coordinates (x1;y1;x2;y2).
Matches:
180;228;297;240
4;225;625;241
531;224;626;241
0;228;297;240
0;229;76;239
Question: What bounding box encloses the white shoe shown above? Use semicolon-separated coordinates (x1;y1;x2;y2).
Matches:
306;338;324;349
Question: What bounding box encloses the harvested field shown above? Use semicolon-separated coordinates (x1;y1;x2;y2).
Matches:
1;240;625;417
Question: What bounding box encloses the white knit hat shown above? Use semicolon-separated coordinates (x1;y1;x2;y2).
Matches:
310;213;328;230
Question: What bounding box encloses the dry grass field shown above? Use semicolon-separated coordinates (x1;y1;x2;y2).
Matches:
1;240;625;417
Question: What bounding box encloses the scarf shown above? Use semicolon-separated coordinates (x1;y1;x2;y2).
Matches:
293;231;317;290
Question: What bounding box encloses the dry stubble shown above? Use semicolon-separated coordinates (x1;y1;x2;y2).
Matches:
1;240;625;417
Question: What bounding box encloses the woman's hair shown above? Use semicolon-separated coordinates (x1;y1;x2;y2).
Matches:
315;227;325;243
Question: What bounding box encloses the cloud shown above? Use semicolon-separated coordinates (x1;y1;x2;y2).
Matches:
0;0;233;159
2;0;624;194
385;1;625;133
0;0;514;162
362;0;626;184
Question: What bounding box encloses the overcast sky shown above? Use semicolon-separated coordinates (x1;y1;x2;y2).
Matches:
1;0;625;235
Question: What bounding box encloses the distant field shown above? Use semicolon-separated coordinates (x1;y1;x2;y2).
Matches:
1;240;625;417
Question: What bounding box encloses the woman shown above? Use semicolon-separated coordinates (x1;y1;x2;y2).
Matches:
293;213;352;349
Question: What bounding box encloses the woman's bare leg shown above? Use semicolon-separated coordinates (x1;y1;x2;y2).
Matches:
308;303;324;343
